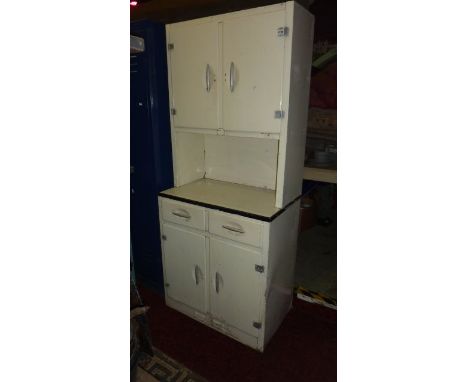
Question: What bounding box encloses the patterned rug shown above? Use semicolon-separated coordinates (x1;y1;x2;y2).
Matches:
135;348;208;382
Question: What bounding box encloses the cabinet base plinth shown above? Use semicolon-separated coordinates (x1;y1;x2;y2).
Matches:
165;296;262;351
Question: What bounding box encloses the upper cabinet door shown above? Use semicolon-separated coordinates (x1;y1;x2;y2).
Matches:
167;21;219;130
222;10;286;134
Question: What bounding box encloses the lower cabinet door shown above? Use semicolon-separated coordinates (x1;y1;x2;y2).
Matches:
210;237;264;337
162;223;207;313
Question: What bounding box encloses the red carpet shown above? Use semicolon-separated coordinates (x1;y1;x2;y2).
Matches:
139;286;336;382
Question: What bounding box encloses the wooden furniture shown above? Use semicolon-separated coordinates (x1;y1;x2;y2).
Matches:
158;1;314;351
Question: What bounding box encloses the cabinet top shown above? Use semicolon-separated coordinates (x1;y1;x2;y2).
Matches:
166;1;306;28
159;179;286;221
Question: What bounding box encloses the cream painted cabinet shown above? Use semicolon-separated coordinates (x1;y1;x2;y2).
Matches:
166;3;295;135
159;196;301;351
209;237;264;337
222;10;286;133
167;20;219;130
161;223;208;314
160;1;314;352
167;1;315;208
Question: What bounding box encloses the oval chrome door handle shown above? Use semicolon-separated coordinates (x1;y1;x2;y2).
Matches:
193;265;200;285
205;64;211;92
215;272;220;293
229;62;235;92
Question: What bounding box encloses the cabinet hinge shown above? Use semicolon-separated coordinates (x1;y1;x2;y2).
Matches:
255;265;264;273
253;321;262;329
161;235;167;241
168;43;174;50
277;27;289;37
274;110;285;119
170;108;176;115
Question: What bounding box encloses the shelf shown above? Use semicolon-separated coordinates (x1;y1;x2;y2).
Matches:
173;126;280;140
303;166;337;184
160;179;282;220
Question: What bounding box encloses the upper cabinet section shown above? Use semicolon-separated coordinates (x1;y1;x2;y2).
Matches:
166;2;315;208
222;10;286;134
166;3;293;136
167;20;219;131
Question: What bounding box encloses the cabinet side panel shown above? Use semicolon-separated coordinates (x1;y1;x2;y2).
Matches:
276;4;314;207
264;199;300;346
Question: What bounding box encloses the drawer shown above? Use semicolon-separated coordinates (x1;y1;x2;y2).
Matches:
161;198;206;230
208;210;264;247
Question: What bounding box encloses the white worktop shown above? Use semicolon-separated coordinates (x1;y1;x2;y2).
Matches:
160;178;282;219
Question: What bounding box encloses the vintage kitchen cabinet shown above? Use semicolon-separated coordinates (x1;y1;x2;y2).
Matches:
159;194;301;351
159;1;314;351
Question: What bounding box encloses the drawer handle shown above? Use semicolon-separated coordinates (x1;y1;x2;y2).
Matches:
222;224;244;234
172;209;191;219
